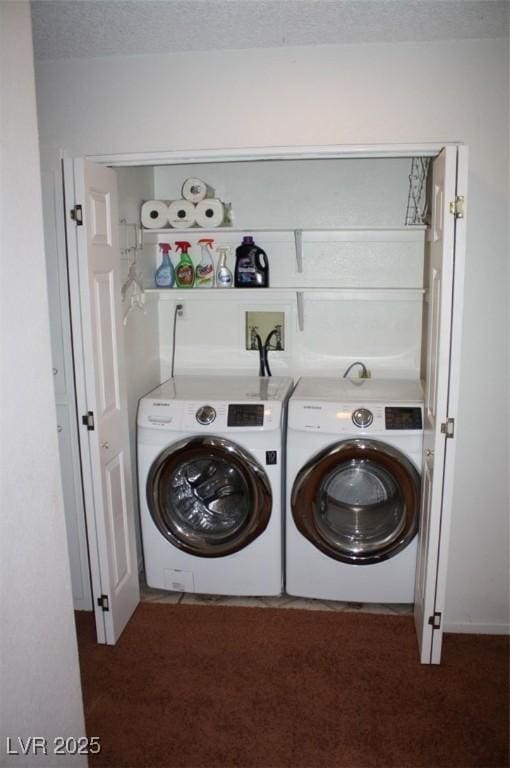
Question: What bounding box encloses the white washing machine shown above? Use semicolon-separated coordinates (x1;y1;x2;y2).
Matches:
286;378;423;603
138;374;293;596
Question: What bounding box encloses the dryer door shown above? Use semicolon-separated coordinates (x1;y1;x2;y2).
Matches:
147;436;272;557
292;439;420;565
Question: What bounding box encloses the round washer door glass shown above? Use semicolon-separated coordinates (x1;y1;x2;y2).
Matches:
147;436;272;557
291;439;420;564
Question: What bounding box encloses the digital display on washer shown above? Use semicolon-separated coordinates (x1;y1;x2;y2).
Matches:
385;407;423;430
227;404;264;427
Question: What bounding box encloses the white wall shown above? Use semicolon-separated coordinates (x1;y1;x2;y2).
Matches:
153;158;412;227
151;159;425;380
34;37;509;632
0;3;86;764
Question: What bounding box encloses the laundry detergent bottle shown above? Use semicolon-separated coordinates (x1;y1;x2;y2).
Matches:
195;238;215;287
234;236;269;288
155;243;175;288
174;241;195;288
216;246;233;288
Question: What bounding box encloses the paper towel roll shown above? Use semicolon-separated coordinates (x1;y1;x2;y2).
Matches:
168;199;196;228
141;200;169;229
181;177;214;203
195;198;225;228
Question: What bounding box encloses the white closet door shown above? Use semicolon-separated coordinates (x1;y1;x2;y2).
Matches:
64;158;139;644
414;145;467;664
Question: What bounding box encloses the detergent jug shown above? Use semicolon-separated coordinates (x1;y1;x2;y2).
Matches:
234;236;269;288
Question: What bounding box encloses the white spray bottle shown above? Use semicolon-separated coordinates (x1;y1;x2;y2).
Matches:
216;246;233;288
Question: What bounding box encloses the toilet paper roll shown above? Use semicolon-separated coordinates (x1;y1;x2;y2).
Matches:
141;200;169;229
195;198;225;228
181;177;214;203
168;199;196;228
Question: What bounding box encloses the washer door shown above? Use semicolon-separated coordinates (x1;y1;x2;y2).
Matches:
291;439;420;565
147;436;272;557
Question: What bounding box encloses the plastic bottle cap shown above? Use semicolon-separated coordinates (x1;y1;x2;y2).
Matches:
198;238;214;246
175;241;191;251
242;236;254;245
159;243;171;253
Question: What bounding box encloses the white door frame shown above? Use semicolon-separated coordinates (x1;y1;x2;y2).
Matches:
66;141;465;657
87;142;451;167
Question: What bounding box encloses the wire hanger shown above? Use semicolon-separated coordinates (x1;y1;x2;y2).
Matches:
120;221;146;325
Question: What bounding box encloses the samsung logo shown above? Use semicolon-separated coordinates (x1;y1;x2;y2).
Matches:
153;402;170;407
303;405;322;410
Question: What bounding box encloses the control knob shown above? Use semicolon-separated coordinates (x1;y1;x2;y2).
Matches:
352;408;373;428
196;405;216;425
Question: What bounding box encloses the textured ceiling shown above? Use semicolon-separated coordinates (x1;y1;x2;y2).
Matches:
31;0;509;61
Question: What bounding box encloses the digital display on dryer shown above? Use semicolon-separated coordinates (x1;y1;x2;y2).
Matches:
385;407;423;430
227;404;264;427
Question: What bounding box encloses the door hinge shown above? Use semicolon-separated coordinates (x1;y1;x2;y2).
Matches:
440;417;455;438
97;594;109;612
449;195;464;219
70;204;83;225
428;611;442;630
82;411;95;431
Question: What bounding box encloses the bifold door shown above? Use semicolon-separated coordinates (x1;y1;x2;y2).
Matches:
414;145;468;664
64;158;139;644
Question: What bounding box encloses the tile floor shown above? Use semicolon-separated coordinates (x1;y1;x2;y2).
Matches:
141;582;413;616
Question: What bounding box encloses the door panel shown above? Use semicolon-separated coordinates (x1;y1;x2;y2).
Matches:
94;271;120;415
104;452;129;588
414;145;467;663
65;158;139;645
426;267;441;419
414;457;432;635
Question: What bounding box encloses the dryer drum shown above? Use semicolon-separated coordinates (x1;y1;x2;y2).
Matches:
291;439;420;565
147;436;272;558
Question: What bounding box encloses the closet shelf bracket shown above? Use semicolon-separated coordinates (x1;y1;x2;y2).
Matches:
296;291;304;332
294;229;303;273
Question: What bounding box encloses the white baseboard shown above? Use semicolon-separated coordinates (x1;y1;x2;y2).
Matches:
444;622;510;635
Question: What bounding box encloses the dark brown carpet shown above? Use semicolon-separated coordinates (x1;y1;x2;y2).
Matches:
75;603;509;768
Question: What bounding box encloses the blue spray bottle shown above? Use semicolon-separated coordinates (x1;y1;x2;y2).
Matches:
155;243;175;288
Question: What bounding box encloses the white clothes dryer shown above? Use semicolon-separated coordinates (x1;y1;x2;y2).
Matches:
286;378;423;603
138;375;293;596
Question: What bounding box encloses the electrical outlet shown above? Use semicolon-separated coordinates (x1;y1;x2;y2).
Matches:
245;312;285;351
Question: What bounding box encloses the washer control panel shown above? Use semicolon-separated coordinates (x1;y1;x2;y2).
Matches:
195;405;217;425
227;403;264;427
352;408;374;428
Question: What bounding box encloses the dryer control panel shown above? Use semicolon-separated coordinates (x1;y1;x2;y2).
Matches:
289;399;423;435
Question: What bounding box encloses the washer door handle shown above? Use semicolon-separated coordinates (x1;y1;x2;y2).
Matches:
426;448;434;457
101;441;110;450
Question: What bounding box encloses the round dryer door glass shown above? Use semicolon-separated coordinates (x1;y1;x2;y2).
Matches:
291;439;420;565
147;436;272;557
317;460;405;555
